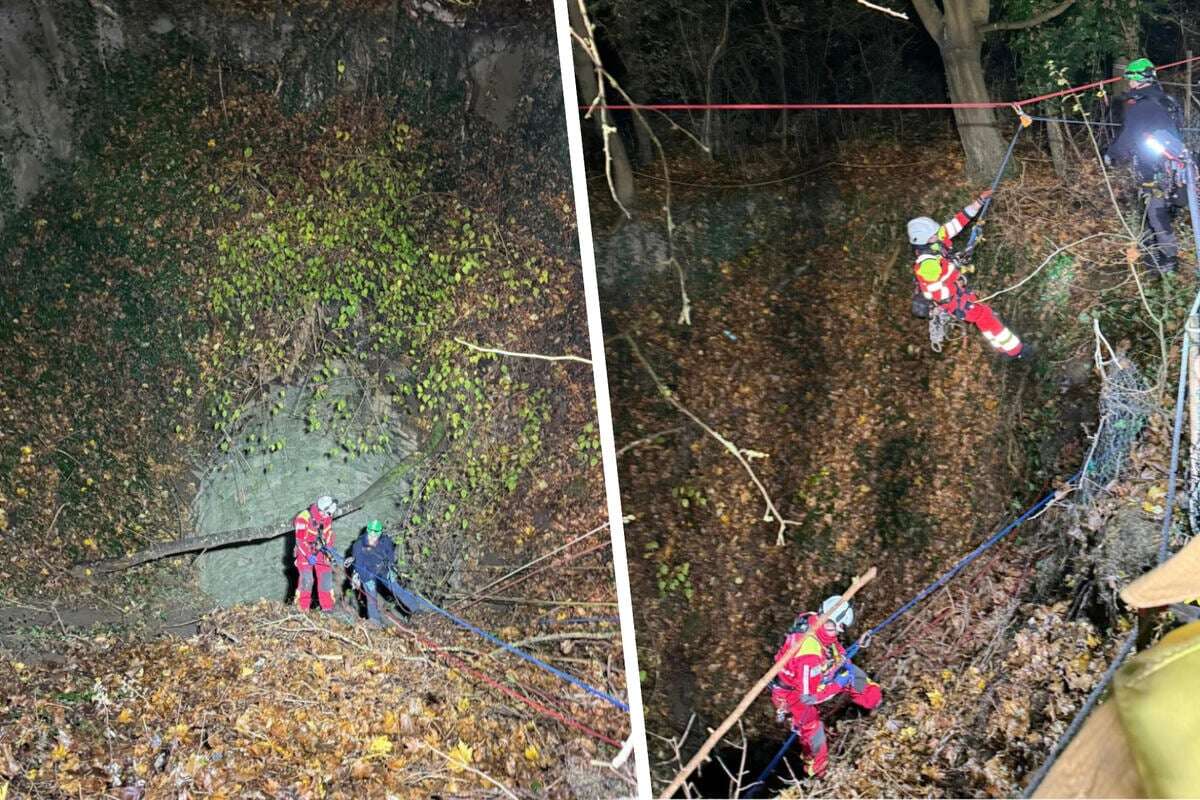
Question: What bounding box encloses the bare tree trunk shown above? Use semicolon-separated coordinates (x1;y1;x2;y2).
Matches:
701;0;732;156
912;0;1078;182
1047;118;1069;178
760;0;788;150
568;0;635;209
940;1;1006;181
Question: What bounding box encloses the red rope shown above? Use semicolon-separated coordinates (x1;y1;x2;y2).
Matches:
385;607;624;747
589;54;1200;112
339;575;624;748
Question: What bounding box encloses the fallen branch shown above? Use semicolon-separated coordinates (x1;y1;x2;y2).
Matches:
486;630;619;658
70;445;434;577
454;337;591;365
617;426;685;457
452;519;614;606
620;334;801;545
854;0;908;19
658;568;877;799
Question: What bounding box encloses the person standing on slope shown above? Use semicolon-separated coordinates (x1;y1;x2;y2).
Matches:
907;188;1029;359
769;596;883;778
1105;58;1189;275
344;519;397;626
294;495;337;612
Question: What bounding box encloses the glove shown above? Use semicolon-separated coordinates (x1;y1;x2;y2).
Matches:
833;666;853;688
386;569;397;584
306;554;317;566
1103;152;1113;168
775;706;789;723
351;573;361;589
343;556;354;567
978;188;993;202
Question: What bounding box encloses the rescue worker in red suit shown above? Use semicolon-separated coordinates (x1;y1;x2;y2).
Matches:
907;189;1030;360
294;495;337;612
770;596;882;778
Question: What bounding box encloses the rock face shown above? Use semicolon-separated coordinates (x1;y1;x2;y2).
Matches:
0;0;559;233
194;372;420;608
591;182;839;298
0;2;81;224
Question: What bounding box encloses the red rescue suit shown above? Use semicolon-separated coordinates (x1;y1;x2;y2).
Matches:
770;613;882;777
294;505;335;611
914;201;1023;358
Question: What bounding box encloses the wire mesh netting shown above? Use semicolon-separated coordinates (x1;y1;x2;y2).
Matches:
1078;356;1151;505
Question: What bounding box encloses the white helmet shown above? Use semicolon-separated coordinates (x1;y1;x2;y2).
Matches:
907;216;939;245
820;595;854;630
316;495;338;515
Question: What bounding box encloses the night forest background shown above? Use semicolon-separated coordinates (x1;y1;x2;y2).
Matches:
577;0;1200;796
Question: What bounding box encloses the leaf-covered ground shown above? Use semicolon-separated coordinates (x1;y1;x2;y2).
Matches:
2;602;627;799
0;18;629;796
598;136;1187;796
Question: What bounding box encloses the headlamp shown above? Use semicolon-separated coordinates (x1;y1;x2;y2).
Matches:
1145;134;1166;157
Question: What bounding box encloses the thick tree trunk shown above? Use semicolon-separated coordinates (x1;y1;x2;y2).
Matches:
568;0;635;209
941;1;1006;181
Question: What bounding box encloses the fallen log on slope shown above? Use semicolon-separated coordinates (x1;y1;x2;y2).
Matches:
70;432;442;578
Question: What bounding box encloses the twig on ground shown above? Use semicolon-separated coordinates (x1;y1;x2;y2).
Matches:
486;631;618;659
453;337;591;364
854;0;909;19
620;334;802;545
617;426;685;456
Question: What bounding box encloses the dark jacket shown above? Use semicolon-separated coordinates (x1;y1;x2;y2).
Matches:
1107;84;1184;180
351;533;395;582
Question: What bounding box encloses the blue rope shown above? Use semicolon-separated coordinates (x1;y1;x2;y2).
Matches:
750;473;1079;795
321;546;629;712
1162;158;1200;564
743;732;797;798
860;470;1082;642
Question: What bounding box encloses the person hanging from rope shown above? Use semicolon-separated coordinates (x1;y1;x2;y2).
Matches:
294;495;337;612
1104;58;1189;276
907;189;1030;359
343;519;407;626
769;596;882;778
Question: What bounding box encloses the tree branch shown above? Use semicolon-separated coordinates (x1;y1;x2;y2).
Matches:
853;0;909;20
619;334;801;545
70;446;437;577
979;0;1076;33
454;338;591;365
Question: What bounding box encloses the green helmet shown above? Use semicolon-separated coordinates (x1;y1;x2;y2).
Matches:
1124;58;1156;82
366;519;383;536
